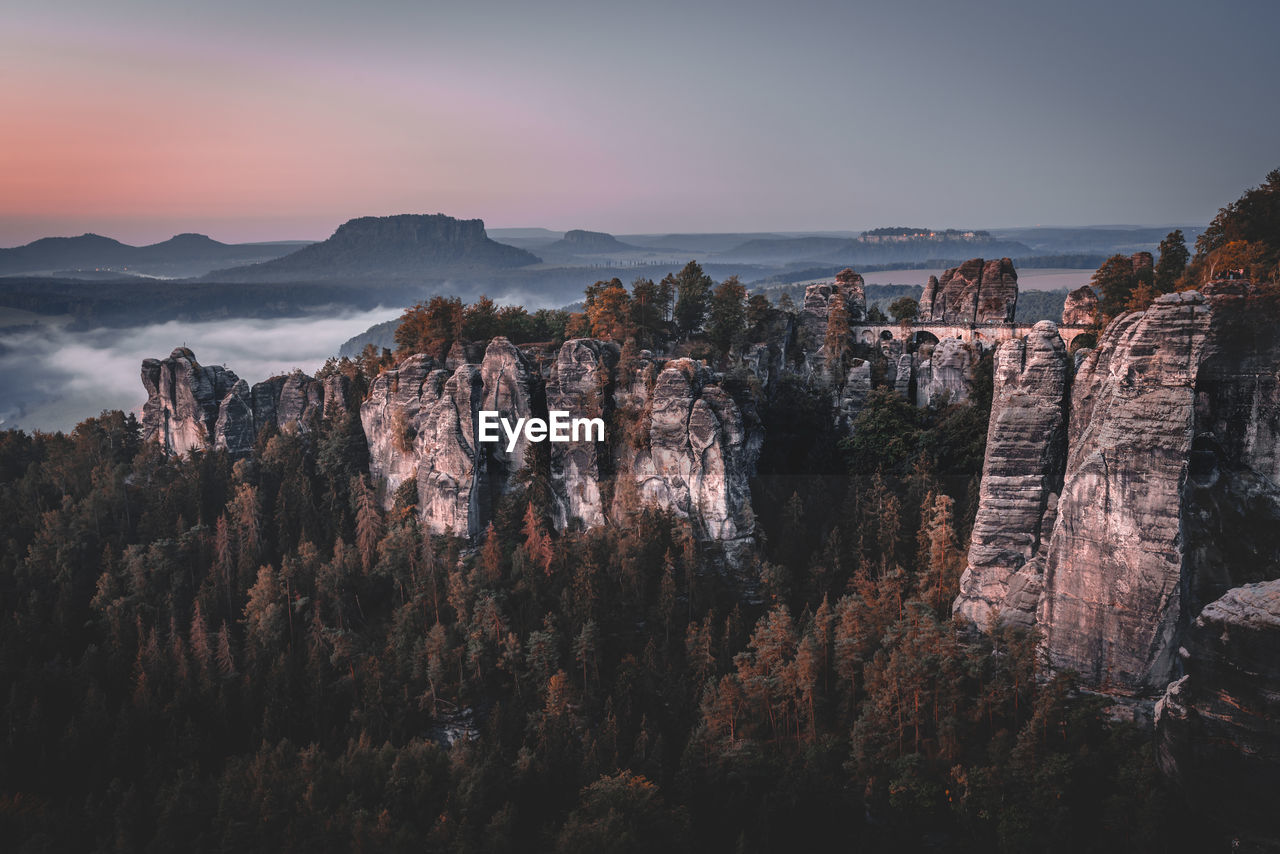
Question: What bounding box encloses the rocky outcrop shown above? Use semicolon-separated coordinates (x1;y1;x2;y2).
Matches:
954;321;1070;628
919;258;1018;324
142;348;243;456
360;339;760;556
1156;581;1280;838
621;359;758;554
547;339;619;530
361;354;488;537
142;348;337;457
1039;293;1215;695
1060;285;1099;326
800;269;866;374
361;354;441;506
837;359;872;428
477;338;541;491
956;288;1280;698
915;338;974;407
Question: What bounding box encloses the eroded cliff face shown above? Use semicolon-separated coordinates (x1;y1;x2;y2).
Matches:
1155;580;1280;838
546;339;618;530
361;338;760;557
953;321;1069;629
919;258;1018;324
801;268;866;376
915;338;975;408
620;359;758;553
955;288;1280;696
1060;285;1099;326
1038;292;1215;694
360;340;531;538
142;347;336;456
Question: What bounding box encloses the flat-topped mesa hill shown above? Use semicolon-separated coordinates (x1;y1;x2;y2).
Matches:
206;214;541;282
546;229;641;254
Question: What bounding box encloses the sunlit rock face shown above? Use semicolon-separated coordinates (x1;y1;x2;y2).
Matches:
1040;292;1216;695
360;339;760;558
919;257;1018;324
953;321;1069;629
141;347;332;457
1060;285;1099;326
142;348;244;456
361;354;439;506
620;359;759;554
476;337;541;493
546;338;619;531
954;288;1280;702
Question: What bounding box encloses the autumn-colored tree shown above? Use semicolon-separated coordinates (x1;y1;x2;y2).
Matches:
823;288;852;380
352;474;383;573
394;295;464;360
584;278;631;341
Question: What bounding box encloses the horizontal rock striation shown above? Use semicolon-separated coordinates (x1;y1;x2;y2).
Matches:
955;288;1280;692
953;321;1070;629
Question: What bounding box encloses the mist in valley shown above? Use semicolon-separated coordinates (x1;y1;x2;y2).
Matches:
0;307;401;433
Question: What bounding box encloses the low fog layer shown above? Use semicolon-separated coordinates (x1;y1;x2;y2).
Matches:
0;308;400;433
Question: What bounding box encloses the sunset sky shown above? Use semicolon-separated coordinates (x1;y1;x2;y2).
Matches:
2;0;1277;245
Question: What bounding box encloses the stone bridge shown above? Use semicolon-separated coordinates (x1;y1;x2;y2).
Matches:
851;320;1094;351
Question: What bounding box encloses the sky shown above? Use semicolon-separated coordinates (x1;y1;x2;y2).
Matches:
1;0;1277;245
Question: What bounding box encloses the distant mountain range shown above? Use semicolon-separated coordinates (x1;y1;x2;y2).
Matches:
0;233;310;278
718;232;1035;265
205;214;541;282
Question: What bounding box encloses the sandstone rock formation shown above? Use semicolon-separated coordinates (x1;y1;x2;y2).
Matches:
142;348;243;456
142;348;336;457
1156;580;1280;837
837;359;872;428
620;359;759;554
1039;292;1215;694
360;339;760;558
546;339;618;530
800;268;866;374
919;258;1018;324
955;288;1280;697
954;321;1069;628
915;338;974;407
1060;285;1099;326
